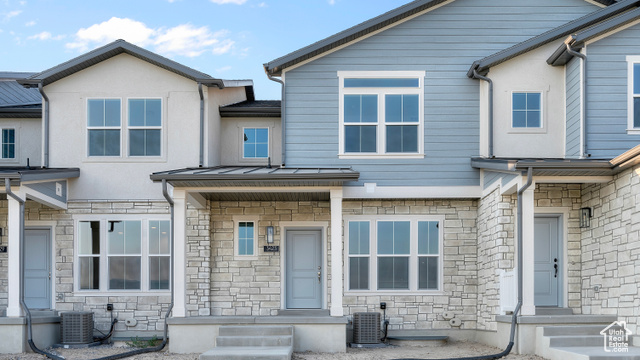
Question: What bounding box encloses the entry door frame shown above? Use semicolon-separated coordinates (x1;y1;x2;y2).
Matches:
280;221;328;310
24;221;56;310
533;210;567;308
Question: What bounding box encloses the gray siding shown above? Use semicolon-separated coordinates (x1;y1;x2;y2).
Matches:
483;171;518;190
25;180;67;202
566;57;582;158
284;0;599;186
585;22;640;159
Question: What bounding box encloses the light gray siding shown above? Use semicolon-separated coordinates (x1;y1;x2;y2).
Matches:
283;0;599;186
585;22;640;159
25;180;67;202
483;171;518;190
566;57;582;158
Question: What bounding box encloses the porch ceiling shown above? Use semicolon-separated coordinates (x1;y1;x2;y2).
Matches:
200;191;330;202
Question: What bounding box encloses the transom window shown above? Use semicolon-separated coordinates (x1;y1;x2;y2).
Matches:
512;92;542;128
626;57;640;133
77;218;170;292
243;128;269;158
345;216;442;293
1;128;15;159
339;71;425;158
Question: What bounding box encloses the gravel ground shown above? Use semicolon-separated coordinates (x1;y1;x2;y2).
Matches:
0;342;544;360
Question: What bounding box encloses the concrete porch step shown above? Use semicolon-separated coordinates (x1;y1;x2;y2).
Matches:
216;335;293;347
549;346;640;360
544;325;615;336
548;335;605;347
200;346;293;360
536;307;574;316
219;325;293;337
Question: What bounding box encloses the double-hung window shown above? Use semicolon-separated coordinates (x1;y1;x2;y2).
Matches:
1;128;15;159
345;216;442;293
339;71;425;158
129;99;162;156
77;217;170;292
88;99;121;156
627;56;640;133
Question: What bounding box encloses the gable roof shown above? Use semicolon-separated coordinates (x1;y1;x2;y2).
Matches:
264;0;618;76
467;0;639;77
0;72;41;118
547;6;640;65
18;39;225;88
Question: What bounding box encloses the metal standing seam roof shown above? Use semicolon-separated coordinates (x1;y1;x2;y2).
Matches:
467;0;639;77
0;74;42;118
470;155;638;177
0;167;80;183
17;39;224;88
547;6;640;65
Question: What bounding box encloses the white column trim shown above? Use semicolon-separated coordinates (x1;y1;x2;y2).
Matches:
7;189;25;317
330;189;343;317
521;187;536;316
172;189;187;317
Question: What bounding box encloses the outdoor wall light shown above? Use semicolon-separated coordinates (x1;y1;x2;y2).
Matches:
580;207;592;228
266;226;274;244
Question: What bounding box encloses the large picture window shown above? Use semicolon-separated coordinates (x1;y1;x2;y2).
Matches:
76;218;170;292
345;216;442;293
339;71;425;158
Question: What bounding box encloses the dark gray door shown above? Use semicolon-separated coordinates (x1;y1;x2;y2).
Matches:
25;229;52;309
286;230;322;309
534;217;560;306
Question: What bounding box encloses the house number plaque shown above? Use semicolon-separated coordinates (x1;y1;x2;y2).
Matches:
264;246;279;252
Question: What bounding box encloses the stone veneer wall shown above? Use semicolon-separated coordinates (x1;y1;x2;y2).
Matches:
185;203;211;317
534;183;583;312
342;200;478;331
18;200;172;333
209;201;331;316
581;166;640;334
476;188;515;331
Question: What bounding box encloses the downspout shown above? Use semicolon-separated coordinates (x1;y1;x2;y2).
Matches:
473;70;494;158
198;82;204;167
266;73;285;167
38;83;49;168
5;178;63;360
514;167;533;343
566;43;588;158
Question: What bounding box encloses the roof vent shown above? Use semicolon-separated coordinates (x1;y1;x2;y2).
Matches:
60;312;94;345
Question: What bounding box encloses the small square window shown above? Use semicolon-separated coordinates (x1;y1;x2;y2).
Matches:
243;128;269;158
512;92;541;128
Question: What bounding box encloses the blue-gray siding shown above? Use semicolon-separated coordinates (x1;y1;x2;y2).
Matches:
566;57;582;158
483;171;518;190
585;21;640;159
284;0;599;186
25;180;67;202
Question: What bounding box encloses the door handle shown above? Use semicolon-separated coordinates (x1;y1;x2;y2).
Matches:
48;272;51;280
553;264;558;278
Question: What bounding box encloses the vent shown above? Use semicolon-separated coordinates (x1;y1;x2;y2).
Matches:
60;312;94;345
353;312;380;344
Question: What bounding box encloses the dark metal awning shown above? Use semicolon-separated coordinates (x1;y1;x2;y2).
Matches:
0;167;80;184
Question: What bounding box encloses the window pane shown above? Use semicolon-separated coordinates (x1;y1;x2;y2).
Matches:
419;257;438;290
149;220;170;255
418;221;438;255
104;130;121;156
635;64;640;94
256;128;269;143
146;99;162;126
349;257;369;290
129;99;145;126
88;99;104;127
130;129;161;156
345;125;376;153
527;111;541;128
377;221;394;254
344;78;419;88
78;221;100;255
108;221;124;254
386;125;417;153
344;95;360;123
393;221;410;254
129;129;144;156
344;95;377;123
386;95;402;123
378;257;409;289
160;221;170;254
634;97;640;128
125;221;141;254
362;95;377;123
386;94;419;124
109;256;141;290
79;257;100;290
512;93;526;110
244;142;256;158
512;111;527;128
403;94;419;122
256;144;269;158
104;99;121;127
238;222;254;256
145;130;161;156
149;256;170;290
349;221;370;255
527;93;541;110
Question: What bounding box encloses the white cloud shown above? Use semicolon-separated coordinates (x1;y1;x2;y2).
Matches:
216;65;232;73
28;31;50;40
209;0;247;4
327;0;335;4
2;10;21;21
256;2;267;7
66;17;235;58
25;20;35;26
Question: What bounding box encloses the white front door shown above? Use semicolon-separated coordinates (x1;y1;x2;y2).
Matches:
285;230;322;309
534;217;561;307
24;229;52;309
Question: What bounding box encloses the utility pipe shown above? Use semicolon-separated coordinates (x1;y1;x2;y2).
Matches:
38;83;49;168
266;73;285;167
473;70;494;158
5;178;63;360
566;43;588;158
514;167;533;340
198;82;204;167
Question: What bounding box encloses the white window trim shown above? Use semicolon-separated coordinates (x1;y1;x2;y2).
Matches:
338;71;425;159
127;98;164;158
84;97;168;163
343;215;444;295
73;214;171;296
234;215;259;259
0;127;18;162
508;91;546;134
241;127;270;160
626;56;640;134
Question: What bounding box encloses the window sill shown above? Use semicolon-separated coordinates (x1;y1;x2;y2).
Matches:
82;156;168;163
74;291;171;297
507;128;547;135
344;290;444;296
626;129;640;135
338;154;425;160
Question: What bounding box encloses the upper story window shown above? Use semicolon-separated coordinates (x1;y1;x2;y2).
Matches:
512;92;542;128
627;57;640;134
129;99;161;156
243;128;269;159
77;217;170;292
345;216;442;293
338;71;425;159
2;128;15;159
88;99;121;156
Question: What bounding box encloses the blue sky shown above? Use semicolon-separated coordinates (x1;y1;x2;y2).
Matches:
0;0;409;99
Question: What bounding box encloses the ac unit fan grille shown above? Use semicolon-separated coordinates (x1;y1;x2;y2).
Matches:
60;312;94;345
353;312;380;344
